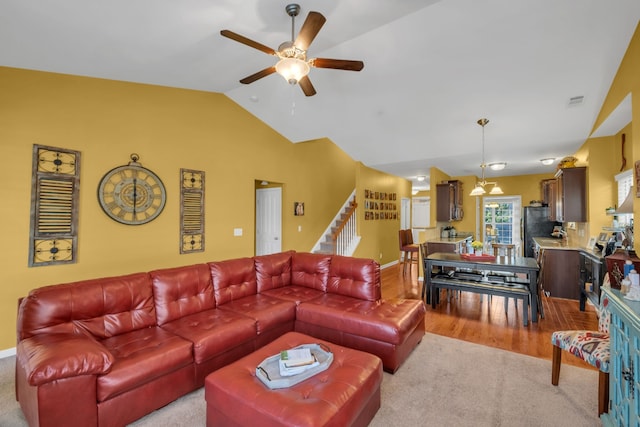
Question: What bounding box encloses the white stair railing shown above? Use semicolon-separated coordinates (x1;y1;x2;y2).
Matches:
312;190;360;256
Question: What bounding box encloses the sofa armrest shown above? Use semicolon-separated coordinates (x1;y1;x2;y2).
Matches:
17;333;114;386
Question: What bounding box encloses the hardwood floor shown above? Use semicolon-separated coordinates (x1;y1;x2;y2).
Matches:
382;263;599;369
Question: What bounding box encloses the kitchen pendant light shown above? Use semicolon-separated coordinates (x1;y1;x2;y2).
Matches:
469;118;504;196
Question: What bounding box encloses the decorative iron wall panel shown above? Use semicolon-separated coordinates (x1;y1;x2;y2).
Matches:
29;145;80;266
180;169;205;253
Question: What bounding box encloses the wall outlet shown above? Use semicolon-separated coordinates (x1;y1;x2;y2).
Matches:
379;252;383;259
233;228;243;236
298;225;302;232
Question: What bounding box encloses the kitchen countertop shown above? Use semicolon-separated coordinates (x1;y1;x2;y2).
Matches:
426;232;474;244
533;237;604;260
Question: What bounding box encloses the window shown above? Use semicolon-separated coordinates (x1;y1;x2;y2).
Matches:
483;196;522;252
616;169;633;226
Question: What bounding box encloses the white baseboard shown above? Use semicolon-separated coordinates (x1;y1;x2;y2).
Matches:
380;260;400;269
0;347;16;359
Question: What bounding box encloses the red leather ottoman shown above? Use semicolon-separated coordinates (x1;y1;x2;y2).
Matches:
205;331;383;427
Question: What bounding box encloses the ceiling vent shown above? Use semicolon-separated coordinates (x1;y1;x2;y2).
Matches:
567;95;585;107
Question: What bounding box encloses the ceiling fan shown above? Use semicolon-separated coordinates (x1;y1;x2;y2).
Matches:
220;3;364;97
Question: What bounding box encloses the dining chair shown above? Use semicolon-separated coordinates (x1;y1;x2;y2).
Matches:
492;243;515;258
491;243;517;312
400;229;419;276
551;292;610;414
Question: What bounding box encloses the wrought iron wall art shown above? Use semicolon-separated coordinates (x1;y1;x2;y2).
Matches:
180;168;205;253
29;144;81;266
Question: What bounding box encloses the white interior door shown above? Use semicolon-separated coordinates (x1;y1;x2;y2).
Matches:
256;187;282;255
401;198;411;229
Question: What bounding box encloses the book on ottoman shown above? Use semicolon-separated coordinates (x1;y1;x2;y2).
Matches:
256;343;333;389
279;347;319;376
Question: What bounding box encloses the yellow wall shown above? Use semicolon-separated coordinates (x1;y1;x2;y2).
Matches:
582;22;639;249
0;67;409;350
354;163;412;263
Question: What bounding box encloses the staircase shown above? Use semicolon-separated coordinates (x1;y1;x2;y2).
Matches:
314;192;360;256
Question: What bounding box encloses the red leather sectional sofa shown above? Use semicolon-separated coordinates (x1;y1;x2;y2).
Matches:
15;251;426;427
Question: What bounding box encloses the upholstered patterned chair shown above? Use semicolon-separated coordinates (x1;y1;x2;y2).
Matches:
551;293;610;414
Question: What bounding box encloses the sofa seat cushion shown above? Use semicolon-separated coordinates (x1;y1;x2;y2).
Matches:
296;295;426;345
97;327;192;402
209;258;258;306
290;252;331;292
255;251;295;292
160;308;257;364
260;285;325;305
150;263;215;325
218;294;296;334
327;255;381;301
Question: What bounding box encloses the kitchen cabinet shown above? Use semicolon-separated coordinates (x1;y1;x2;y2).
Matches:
541;179;557;220
540;249;581;300
554;167;586;222
436;180;463;222
579;251;605;311
601;287;640;427
424;234;473;256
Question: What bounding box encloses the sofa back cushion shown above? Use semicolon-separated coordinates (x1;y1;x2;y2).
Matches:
291;252;331;292
209;258;257;306
17;273;156;340
327;255;381;301
255;251;294;292
150;264;215;326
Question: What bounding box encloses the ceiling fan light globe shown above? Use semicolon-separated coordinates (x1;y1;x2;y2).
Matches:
276;58;310;85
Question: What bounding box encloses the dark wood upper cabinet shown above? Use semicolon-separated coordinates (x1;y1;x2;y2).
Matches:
555;166;586;222
436;180;463;222
541;179;558;221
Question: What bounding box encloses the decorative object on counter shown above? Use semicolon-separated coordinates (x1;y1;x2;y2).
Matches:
469;118;504;196
460;253;496;261
623;279;640;301
529;200;543;207
557;156;578;169
605;250;640;289
471;240;484;255
550;226;566;238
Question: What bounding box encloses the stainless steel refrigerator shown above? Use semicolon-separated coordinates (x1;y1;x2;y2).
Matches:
521;206;561;257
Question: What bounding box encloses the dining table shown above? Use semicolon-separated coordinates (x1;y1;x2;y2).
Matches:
423;252;541;325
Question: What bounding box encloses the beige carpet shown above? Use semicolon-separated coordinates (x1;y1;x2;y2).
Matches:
0;333;599;426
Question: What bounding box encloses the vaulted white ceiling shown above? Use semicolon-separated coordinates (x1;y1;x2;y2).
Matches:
2;0;639;190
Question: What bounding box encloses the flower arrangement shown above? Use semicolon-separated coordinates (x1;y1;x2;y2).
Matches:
471;240;483;250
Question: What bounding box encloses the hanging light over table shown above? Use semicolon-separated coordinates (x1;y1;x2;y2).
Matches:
469;118;504;196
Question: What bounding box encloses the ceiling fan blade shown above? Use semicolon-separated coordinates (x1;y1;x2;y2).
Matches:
298;76;317;97
220;30;276;56
295;11;326;51
311;58;364;71
239;66;276;84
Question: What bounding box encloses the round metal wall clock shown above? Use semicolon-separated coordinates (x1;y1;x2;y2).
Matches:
97;153;167;225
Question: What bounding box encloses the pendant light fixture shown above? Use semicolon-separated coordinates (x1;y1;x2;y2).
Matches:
470;118;504;196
